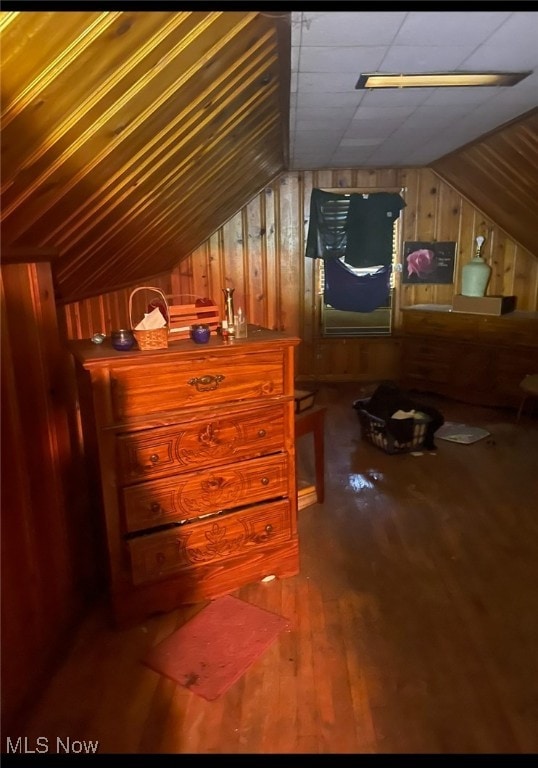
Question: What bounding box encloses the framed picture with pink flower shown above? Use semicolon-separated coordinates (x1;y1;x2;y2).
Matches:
402;241;456;284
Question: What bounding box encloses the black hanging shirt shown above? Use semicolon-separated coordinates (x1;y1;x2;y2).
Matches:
305;189;405;268
344;192;406;267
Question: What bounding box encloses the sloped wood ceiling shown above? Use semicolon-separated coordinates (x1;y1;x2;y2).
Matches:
432;108;538;258
0;10;291;304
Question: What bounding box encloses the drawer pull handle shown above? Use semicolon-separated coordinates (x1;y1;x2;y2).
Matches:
150;502;161;514
188;374;225;392
149;454;159;464
261;477;269;485
258;429;267;438
265;524;273;534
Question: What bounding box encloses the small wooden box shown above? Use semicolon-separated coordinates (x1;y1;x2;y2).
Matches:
166;299;220;341
452;295;516;315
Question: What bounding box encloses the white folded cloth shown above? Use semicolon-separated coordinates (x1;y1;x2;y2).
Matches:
391;409;429;421
391;409;416;419
135;306;167;330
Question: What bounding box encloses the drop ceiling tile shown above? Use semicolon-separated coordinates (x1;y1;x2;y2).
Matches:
290;158;334;171
297;91;365;109
293;130;343;149
379;45;476;72
479;11;538;47
484;75;538;105
366;148;418;166
296;106;358;122
399;104;471;127
462;45;538;70
297;71;359;92
340;137;384;147
296;114;354;132
463;100;535;127
290;12;303;46
394;12;512;46
370;136;425;154
359;89;435;107
330;147;377;164
290;70;298;94
291;44;300;73
298;45;387;73
351;105;416;119
404;146;450;165
423;87;499;106
415;115;507;152
406;134;472;163
344;117;408;139
297;11;407;46
288;11;538;169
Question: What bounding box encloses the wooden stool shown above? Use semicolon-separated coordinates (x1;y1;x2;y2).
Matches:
295;405;326;506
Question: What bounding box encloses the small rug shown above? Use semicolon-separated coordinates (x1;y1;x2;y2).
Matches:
436;421;491;445
143;595;290;700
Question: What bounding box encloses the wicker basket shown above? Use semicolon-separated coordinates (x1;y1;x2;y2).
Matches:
129;286;169;351
353;397;431;454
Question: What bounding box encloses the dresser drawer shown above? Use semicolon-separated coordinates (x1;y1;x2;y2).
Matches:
402;310;478;341
478;316;538;348
127;498;292;586
404;365;450;385
109;349;285;419
404;340;448;364
116;404;286;484
121;453;289;533
403;341;451;384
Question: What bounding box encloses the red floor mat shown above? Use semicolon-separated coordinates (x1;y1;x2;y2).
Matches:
143;595;291;700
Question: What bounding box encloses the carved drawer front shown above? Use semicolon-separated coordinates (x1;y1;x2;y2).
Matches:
122;453;289;533
109;350;285;419
116;405;286;483
127;498;292;586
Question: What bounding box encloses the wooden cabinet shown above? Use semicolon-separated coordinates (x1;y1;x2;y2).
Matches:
70;328;301;627
400;305;538;407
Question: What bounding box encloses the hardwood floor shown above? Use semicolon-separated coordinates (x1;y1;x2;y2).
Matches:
16;383;538;754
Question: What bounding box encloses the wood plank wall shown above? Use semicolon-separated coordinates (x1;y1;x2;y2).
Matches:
1;261;97;733
61;167;538;383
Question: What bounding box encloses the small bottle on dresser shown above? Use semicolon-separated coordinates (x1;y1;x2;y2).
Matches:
235;307;247;338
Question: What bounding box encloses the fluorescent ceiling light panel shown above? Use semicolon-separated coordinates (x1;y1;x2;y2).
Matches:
356;71;531;89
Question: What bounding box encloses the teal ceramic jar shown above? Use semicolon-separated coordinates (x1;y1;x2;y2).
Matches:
461;236;491;297
461;256;491;297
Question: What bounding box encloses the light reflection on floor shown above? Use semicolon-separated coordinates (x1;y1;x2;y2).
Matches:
347;470;383;492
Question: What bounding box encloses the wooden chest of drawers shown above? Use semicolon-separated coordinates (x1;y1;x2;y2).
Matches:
400;306;538;407
70;328;300;627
